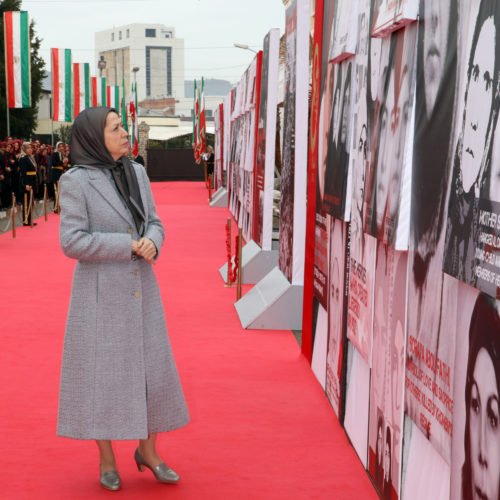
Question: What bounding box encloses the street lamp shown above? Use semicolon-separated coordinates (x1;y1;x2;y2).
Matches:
98;55;106;77
132;66;140;84
233;43;257;54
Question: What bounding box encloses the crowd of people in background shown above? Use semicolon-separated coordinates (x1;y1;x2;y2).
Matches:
0;139;71;225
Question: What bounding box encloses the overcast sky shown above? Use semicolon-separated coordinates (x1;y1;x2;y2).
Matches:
22;0;285;84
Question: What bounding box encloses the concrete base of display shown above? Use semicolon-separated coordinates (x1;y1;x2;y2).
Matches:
234;266;303;329
219;240;279;285
209;187;228;207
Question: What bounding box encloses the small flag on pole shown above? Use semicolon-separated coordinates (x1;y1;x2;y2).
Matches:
73;62;90;118
51;48;72;122
130;82;139;157
121;76;128;132
3;11;31;108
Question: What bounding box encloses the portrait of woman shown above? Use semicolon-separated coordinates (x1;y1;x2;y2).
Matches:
444;0;500;285
57;107;189;491
323;61;352;219
325;217;346;415
364;23;416;246
405;0;458;460
462;293;500;500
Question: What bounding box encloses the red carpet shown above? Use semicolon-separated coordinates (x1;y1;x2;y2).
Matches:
0;181;377;499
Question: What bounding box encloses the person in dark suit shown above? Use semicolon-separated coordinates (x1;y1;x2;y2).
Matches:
19;142;38;226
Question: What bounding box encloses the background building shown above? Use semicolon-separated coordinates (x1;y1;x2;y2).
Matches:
95;23;185;104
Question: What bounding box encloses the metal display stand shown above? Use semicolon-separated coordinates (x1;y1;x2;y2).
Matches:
209;187;228;207
219;239;278;285
233;266;303;330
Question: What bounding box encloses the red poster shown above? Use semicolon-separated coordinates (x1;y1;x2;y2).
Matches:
302;0;325;362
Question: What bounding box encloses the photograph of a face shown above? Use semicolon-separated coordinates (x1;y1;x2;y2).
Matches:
363;22;417;248
450;285;500;500
325;216;347;417
368;242;407;500
443;0;500;298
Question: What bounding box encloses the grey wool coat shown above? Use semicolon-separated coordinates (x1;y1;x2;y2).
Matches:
57;163;189;440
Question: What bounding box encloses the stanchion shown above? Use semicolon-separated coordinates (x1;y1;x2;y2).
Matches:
11;193;16;238
30;189;34;228
208;174;212;202
54;182;60;214
44;184;48;221
236;228;243;301
225;217;233;287
203;160;208;188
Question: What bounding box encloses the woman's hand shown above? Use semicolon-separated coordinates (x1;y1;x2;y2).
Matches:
136;238;157;264
131;239;139;254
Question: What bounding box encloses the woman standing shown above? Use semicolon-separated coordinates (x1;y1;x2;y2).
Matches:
19;142;38;226
57;107;189;491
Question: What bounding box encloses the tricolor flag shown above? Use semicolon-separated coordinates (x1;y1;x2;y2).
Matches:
73;62;90;118
92;76;107;106
107;85;120;110
194;80;200;162
3;11;31;108
130;82;139;157
121;76;128;132
51;48;72;122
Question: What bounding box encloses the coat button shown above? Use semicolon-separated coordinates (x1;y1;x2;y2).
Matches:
131;254;137;261
127;227;133;234
133;269;139;276
133;291;140;298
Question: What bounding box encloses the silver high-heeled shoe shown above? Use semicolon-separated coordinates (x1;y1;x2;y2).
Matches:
100;466;121;491
134;448;179;483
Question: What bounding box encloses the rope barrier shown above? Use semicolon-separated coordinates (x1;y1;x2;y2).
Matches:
231;232;239;284
54;181;60;214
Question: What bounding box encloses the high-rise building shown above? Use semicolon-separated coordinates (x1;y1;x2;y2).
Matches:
94;24;184;104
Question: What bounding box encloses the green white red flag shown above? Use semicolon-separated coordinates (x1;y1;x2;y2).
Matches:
3;11;31;108
92;76;107;106
107;85;120;110
73;62;90;118
194;80;200;163
52;48;72;122
121;76;128;132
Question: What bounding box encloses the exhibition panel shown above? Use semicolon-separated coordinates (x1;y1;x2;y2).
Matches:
211;1;500;498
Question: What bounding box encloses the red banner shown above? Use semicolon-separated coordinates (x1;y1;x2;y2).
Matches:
301;0;325;362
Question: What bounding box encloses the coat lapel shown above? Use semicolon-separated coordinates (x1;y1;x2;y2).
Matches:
86;168;136;227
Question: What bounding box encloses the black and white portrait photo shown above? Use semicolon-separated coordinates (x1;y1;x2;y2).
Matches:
450;284;500;500
364;23;417;247
278;0;298;283
443;0;500;297
325;216;347;417
322;59;354;220
405;0;459;461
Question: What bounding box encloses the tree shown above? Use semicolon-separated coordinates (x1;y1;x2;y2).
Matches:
57;123;72;144
0;0;45;139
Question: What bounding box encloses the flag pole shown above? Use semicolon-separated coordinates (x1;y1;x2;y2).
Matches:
3;12;10;136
